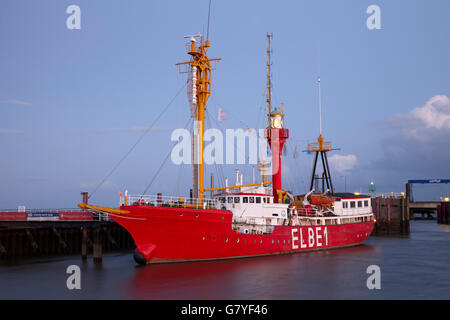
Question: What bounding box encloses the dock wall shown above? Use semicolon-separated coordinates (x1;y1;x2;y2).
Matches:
371;197;410;235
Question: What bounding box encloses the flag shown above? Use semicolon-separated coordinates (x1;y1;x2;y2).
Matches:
306;144;313;155
293;146;298;159
217;107;227;121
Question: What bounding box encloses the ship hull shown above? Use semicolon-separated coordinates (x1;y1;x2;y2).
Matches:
111;205;374;264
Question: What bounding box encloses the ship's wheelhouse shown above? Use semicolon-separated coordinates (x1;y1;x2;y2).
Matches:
332;193;372;216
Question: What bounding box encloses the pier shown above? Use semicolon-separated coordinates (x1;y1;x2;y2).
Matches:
406;179;450;220
437;202;450;225
0;211;135;261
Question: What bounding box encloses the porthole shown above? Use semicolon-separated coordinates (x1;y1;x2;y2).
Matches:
272;240;274;244
283;240;285;244
202;236;206;240
195;214;199;218
179;213;183;217
213;237;216;241
225;238;228;242
236;238;240;243
259;239;262;244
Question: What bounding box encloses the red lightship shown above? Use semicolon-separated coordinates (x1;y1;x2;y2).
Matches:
79;34;374;265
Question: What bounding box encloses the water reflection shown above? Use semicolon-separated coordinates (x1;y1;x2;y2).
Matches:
123;245;379;299
1;221;449;299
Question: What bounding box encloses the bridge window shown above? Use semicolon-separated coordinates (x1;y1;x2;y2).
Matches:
243;197;248;203
358;201;362;208
249;197;255;203
256;197;261;204
343;202;348;209
350;201;356;208
219;197;225;203
234;197;240;203
267;197;271;203
364;200;369;207
227;197;233;203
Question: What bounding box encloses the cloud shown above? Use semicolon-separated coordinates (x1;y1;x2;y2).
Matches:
1;99;32;106
0;129;24;134
328;154;358;174
370;94;450;178
388;95;450;141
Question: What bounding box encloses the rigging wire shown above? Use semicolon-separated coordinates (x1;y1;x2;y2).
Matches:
205;108;253;184
206;0;212;41
139;117;192;198
174;120;194;195
88;81;188;200
287;139;307;193
205;110;225;189
208;96;269;185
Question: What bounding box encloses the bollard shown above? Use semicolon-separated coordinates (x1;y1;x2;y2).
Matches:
157;193;162;207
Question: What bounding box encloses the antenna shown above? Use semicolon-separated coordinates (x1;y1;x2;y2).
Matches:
267;33;273;136
207;0;212;41
318;76;322;136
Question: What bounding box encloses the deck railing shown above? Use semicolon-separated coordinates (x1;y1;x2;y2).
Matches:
122;194;216;209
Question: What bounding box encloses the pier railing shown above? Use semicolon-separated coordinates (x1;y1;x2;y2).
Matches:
122;194;215;209
0;208;109;222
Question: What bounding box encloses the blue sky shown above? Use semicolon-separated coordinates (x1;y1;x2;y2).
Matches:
1;0;449;209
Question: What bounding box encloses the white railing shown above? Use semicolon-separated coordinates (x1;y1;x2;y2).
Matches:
121;194;215;209
296;207;373;217
0;208;85;213
377;192;406;199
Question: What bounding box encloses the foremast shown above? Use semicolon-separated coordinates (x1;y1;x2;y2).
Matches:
176;35;220;201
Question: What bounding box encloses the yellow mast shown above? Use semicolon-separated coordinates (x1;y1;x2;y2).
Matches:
176;35;220;201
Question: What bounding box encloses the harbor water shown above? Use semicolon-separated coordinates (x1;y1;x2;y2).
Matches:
1;220;449;300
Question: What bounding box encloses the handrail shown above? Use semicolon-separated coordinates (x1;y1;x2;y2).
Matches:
122;194;216;209
0;208;86;213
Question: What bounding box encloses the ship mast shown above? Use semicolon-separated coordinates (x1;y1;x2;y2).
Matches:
267;33;273;139
264;34;289;203
307;76;335;194
176;35;220;201
258;33;274;185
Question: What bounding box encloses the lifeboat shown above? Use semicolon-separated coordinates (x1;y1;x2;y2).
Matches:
309;194;335;207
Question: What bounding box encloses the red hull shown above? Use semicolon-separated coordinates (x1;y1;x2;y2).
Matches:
110;205;374;264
